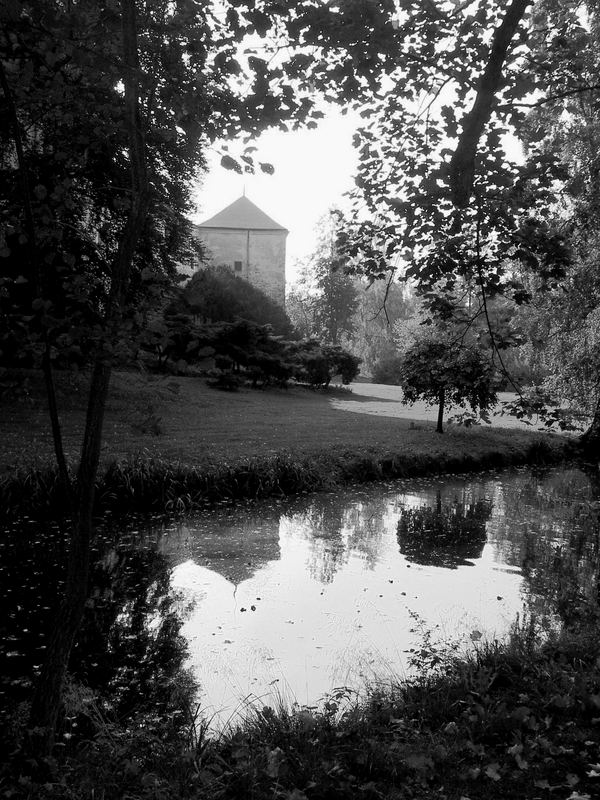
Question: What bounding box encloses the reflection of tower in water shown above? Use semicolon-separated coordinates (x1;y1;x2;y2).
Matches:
160;512;282;586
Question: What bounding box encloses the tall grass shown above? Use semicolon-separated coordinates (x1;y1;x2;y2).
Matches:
194;610;600;800
0;436;575;520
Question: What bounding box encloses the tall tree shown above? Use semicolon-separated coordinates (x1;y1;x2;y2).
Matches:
517;3;600;447
352;278;416;375
292;211;359;346
2;0;155;754
335;1;583;427
2;0;378;753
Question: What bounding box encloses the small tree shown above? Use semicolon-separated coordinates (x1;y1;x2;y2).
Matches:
399;332;499;433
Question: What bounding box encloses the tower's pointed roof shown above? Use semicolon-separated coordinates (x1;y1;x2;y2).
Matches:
197;195;288;232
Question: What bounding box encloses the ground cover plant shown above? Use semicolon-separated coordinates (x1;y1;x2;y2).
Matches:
196;614;600;800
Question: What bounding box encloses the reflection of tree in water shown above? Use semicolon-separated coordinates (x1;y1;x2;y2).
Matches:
300;503;346;583
72;545;192;725
288;494;390;583
0;522;193;748
344;500;390;567
520;505;600;620
488;467;600;621
397;492;492;569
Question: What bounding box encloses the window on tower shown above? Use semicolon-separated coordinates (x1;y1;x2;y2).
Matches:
234;260;243;272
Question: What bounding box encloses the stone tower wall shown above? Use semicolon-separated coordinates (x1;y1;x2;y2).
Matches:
194;227;286;307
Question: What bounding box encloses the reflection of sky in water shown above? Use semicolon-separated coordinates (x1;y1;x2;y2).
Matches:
157;467;600;727
172;535;522;724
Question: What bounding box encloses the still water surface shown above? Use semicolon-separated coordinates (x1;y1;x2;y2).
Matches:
153;465;600;724
2;464;598;735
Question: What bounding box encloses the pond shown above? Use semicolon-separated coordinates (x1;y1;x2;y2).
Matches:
1;463;599;736
159;465;600;725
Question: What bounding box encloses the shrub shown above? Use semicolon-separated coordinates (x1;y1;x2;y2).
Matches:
371;353;404;385
183;266;296;337
206;367;242;391
202;328;360;391
323;345;361;384
292;340;361;388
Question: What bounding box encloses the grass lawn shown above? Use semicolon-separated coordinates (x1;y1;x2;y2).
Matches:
0;370;575;472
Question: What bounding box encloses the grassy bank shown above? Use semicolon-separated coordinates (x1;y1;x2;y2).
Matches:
0;434;575;520
5;612;600;799
0;370;577;517
198;615;600;800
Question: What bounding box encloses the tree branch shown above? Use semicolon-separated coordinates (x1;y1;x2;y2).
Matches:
497;82;600;110
473;199;521;394
449;0;532;208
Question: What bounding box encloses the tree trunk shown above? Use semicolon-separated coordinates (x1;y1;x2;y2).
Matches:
27;360;111;753
0;59;73;500
26;0;150;755
580;393;600;458
449;0;531;208
436;386;445;433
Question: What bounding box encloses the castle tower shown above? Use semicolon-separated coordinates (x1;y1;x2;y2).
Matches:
193;195;288;306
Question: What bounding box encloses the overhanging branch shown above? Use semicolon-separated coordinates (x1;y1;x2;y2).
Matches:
497;82;600;110
449;0;532;208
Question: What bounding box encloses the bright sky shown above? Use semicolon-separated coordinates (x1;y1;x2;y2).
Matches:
191;104;524;290
191;108;360;287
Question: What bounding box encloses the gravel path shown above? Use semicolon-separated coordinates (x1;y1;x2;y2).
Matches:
331;383;549;432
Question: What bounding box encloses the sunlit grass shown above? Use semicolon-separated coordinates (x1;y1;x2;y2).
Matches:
1;370;574;468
